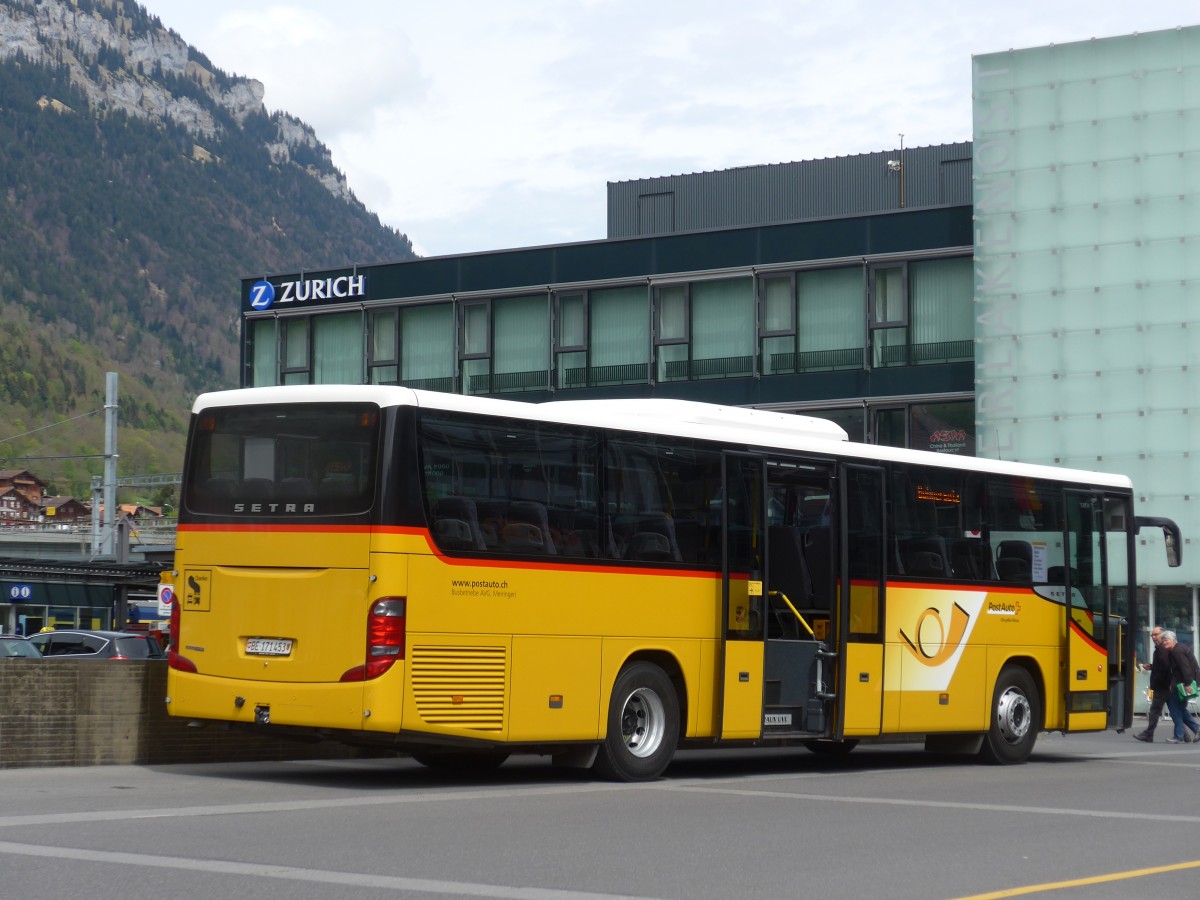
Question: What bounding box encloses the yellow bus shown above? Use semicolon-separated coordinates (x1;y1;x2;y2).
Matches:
166;386;1181;780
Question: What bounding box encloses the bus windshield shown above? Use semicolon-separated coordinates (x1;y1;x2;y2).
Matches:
183;402;380;517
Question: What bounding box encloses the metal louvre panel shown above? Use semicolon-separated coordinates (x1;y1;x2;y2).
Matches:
607;142;974;237
411;645;507;732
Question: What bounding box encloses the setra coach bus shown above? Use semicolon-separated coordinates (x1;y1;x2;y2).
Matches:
165;386;1181;780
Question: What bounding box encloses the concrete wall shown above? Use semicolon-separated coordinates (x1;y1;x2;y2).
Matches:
0;660;391;768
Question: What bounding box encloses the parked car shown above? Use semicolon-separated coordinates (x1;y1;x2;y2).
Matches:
0;634;42;659
26;630;166;660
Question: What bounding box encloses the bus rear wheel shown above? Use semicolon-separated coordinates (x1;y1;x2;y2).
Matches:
593;662;679;782
980;665;1040;765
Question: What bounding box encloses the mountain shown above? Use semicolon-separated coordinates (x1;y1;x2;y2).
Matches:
0;0;416;501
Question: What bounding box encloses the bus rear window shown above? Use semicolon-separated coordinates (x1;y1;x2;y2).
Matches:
184;403;379;517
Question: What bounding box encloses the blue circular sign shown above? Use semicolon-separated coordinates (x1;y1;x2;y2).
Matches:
250;280;276;310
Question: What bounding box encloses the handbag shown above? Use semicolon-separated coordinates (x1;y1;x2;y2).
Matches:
1177;680;1198;702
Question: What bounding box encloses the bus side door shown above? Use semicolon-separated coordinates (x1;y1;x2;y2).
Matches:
839;464;887;737
719;453;767;740
1063;489;1111;732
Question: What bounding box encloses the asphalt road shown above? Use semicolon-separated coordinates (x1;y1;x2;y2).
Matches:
0;726;1197;900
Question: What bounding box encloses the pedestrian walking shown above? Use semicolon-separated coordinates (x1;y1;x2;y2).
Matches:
1134;625;1170;742
1160;630;1200;743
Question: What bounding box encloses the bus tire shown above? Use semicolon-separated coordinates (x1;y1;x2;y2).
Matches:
803;739;859;757
411;750;509;772
979;665;1040;765
593;662;679;782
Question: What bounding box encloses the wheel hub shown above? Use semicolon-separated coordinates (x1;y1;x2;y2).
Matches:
620;687;666;758
996;686;1031;744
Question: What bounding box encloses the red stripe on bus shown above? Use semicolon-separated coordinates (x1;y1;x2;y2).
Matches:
1068;617;1105;654
175;524;722;578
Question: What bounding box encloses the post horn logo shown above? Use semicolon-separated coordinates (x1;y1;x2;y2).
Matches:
899;602;971;666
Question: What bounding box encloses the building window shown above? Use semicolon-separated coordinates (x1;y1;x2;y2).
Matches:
759;275;795;375
797;267;864;371
401;303;455;391
690;277;754;379
908;400;975;455
870;262;908;368
492;294;549;393
459;300;491;394
459;295;549;395
368;309;398;384
908;257;974;364
590;285;649;386
312;311;363;385
555;292;587;389
654;284;688;382
249;319;278;387
281;317;310;385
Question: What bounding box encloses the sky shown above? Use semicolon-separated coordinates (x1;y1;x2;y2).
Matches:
140;0;1198;258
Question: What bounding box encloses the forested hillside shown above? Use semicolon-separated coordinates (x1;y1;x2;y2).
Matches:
0;0;416;498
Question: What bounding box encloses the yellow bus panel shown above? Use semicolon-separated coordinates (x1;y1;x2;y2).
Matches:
720;640;764;740
509;635;602;742
842;642;883;736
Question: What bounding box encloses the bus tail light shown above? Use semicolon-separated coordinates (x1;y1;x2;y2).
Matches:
167;591;197;673
340;597;406;682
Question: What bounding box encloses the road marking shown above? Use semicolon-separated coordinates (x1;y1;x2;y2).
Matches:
660;783;1200;823
947;858;1200;899
0;839;660;900
0;782;636;829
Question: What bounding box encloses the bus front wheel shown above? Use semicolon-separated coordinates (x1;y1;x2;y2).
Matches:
980;665;1040;765
593;662;680;782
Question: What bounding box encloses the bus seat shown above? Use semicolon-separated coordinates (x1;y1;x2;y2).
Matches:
905;551;947;577
996;540;1032;582
672;519;712;564
508;501;557;555
431;497;487;550
630;515;682;562
319;474;357;496
433;517;478;551
202;478;236;498
900;537;949;577
768;525;814;607
501;521;545;553
951;539;993;580
1047;565;1078;583
804;526;833;611
558;513;600;558
279;477;316;499
241;477;276;499
627;531;673;562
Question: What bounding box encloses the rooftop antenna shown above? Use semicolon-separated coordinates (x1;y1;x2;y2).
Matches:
898;133;905;208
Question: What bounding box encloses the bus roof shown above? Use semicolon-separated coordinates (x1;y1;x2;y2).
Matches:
191;385;1133;491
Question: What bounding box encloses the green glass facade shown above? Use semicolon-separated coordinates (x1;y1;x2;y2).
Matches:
973;28;1200;619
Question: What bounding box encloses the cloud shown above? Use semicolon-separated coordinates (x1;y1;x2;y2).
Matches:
143;0;1200;255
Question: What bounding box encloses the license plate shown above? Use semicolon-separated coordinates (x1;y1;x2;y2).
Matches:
246;638;293;657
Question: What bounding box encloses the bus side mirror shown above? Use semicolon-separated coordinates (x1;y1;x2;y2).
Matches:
1136;516;1183;567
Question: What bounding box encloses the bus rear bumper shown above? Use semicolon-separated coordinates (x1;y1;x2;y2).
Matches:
166;670;383;732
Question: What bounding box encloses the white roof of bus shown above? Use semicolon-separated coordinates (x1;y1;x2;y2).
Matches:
191;385;1133;491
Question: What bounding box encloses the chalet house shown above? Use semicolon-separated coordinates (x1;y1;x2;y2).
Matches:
0;485;43;525
0;469;46;504
40;496;90;524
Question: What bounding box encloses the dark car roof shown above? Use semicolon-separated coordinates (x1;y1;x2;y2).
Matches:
34;630;147;638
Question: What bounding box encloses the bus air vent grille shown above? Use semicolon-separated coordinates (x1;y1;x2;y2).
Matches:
411;645;507;732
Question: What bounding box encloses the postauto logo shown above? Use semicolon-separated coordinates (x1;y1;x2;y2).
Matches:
250;275;366;310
